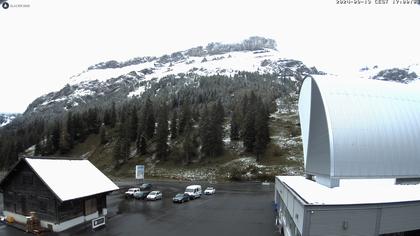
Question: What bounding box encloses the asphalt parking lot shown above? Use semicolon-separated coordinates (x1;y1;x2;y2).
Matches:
1;180;279;236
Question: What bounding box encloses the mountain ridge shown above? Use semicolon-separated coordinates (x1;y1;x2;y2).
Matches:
24;36;322;116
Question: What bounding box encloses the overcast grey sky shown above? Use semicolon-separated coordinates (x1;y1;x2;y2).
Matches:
0;0;419;113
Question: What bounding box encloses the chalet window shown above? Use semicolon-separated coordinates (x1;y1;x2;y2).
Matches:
38;197;49;213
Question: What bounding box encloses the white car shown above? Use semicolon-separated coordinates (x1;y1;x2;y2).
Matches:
147;191;163;200
125;188;140;198
204;187;216;195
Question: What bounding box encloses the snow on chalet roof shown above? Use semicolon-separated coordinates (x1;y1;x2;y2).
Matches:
278;176;420;205
25;158;119;202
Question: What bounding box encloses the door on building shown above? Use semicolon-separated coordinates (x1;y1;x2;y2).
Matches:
84;198;97;216
20;195;26;215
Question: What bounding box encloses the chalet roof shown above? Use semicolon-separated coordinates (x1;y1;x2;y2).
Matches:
1;158;119;202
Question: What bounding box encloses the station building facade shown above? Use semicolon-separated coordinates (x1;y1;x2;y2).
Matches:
275;77;420;236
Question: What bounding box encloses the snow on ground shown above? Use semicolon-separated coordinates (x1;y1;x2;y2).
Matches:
0;114;16;127
128;85;146;97
41;97;67;106
69;61;156;85
70;49;284;98
24;145;36;156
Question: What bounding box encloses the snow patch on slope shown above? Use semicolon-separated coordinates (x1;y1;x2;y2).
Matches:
74;49;282;85
0;114;17;127
121;49;285;97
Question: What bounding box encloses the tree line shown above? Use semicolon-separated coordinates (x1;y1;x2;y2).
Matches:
0;72;299;170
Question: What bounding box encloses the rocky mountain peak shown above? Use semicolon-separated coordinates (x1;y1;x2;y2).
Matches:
83;36;277;71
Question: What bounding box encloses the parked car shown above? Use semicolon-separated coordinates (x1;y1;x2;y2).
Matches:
146;191;163;200
133;190;151;200
204;187;216;195
125;188;140;198
172;193;190;203
184;185;202;199
140;183;153;190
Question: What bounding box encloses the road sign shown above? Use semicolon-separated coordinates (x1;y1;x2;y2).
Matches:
135;165;144;180
92;216;106;229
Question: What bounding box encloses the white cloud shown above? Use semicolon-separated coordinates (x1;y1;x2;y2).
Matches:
0;0;419;112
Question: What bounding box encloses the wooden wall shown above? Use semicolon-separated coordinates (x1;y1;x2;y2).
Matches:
2;162;58;222
2;160;109;224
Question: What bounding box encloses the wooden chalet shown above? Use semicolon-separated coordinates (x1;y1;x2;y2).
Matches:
0;157;119;232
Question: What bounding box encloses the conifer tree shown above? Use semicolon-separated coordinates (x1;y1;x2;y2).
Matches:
114;119;130;164
103;109;112;126
243;92;257;153
113;137;122;165
86;108;100;134
66;112;75;148
129;106;139;142
182;130;195;164
110;102;117;128
143;98;155;139
59;120;71;154
34;142;42;156
136;133;147;155
199;106;211;157
179;103;191;135
210;103;224;157
51;121;60;153
230;108;240;141
170;110;178;140
120;115;130;161
155;103;169;160
99;124;107;145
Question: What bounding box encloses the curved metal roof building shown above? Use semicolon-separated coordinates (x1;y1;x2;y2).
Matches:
299;77;420;187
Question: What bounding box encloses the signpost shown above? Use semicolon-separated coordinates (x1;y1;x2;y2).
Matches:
92;216;106;230
135;165;144;183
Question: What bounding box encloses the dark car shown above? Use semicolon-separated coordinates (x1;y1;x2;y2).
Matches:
172;193;190;203
140;183;153;190
133;190;151;200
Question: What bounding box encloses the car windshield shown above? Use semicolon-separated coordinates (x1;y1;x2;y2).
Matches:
185;189;194;193
175;194;184;197
206;187;213;190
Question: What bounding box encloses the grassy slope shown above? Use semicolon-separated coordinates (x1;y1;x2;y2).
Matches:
65;112;304;182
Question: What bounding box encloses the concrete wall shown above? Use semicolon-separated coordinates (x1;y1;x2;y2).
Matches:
4;210;105;232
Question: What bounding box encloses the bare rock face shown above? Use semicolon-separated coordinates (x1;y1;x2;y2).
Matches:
372;68;418;84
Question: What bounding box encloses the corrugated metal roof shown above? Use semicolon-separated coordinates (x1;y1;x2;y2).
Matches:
299;77;420;179
25;158;119;202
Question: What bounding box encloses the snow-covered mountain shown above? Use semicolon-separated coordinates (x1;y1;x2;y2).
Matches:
0;113;18;127
24;37;322;115
357;64;420;83
23;36;420;117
